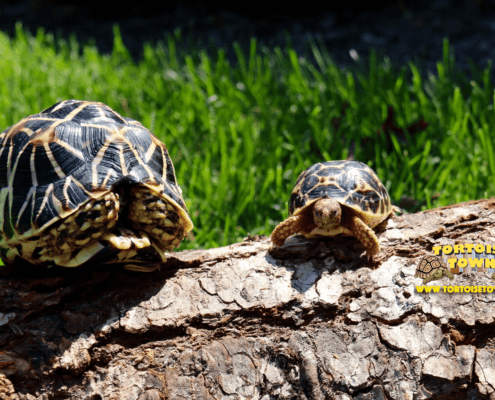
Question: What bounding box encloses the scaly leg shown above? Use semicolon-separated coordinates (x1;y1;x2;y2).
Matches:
37;192;120;262
127;187;187;251
271;214;315;247
345;216;380;260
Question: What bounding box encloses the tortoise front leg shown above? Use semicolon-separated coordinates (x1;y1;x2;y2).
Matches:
345;216;380;260
271;213;315;247
271;215;304;246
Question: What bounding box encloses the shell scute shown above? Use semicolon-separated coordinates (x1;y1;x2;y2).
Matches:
346;188;382;213
311;183;347;201
11;144;33;186
288;192;303;213
41;99;77;114
50;141;86;176
32;146;60;186
146;146;164;175
416;255;446;277
23;118;53;133
304;162;323;175
415;255;454;283
300;174;319;196
64;178;89;208
339;160;368;172
33;188;59;228
16;192;34;233
165;157;178;187
128;164;152;184
315;166;341;177
100;108;127;125
2;194;15;240
47;107;79;121
125;128;153;158
336;170;360;193
290;160;392;221
54;120;83;143
11;131;31;159
352;169;380;191
0;151;9;187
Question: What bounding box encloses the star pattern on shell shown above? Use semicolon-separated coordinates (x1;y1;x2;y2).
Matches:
270;160;399;259
0;100;193;271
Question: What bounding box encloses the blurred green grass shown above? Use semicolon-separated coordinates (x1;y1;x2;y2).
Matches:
1;23;495;256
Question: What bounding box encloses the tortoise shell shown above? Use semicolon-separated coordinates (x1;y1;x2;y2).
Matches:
289;160;393;230
415;255;449;279
0;100;193;269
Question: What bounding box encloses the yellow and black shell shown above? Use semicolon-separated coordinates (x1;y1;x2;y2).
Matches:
0;100;193;269
289;160;393;229
415;255;451;279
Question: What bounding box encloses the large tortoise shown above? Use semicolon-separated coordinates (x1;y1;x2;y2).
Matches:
271;160;399;259
0;100;193;271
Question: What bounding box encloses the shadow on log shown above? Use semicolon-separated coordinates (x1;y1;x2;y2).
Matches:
1;199;495;399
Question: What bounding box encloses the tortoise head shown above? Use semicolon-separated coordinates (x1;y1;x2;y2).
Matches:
313;199;341;230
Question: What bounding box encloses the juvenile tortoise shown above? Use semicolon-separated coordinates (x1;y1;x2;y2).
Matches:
0;100;193;271
415;255;454;284
270;160;399;259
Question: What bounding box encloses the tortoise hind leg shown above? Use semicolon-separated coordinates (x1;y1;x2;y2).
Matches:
344;216;380;260
36;192;120;263
127;186;186;251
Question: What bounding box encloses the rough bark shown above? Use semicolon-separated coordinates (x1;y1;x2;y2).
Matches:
1;199;495;399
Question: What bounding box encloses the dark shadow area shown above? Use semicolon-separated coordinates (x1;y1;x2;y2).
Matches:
2;0;495;81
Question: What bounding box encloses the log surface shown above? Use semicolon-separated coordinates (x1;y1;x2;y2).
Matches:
1;199;495;399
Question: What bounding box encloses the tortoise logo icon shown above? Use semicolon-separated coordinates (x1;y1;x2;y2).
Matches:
415;255;454;284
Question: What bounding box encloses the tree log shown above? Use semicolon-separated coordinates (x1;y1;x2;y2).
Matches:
1;199;495;399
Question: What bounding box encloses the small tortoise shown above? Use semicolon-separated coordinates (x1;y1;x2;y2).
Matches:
0;100;193;271
271;160;399;259
415;255;454;284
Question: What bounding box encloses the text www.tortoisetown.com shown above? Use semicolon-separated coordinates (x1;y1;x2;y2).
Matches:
416;285;495;293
